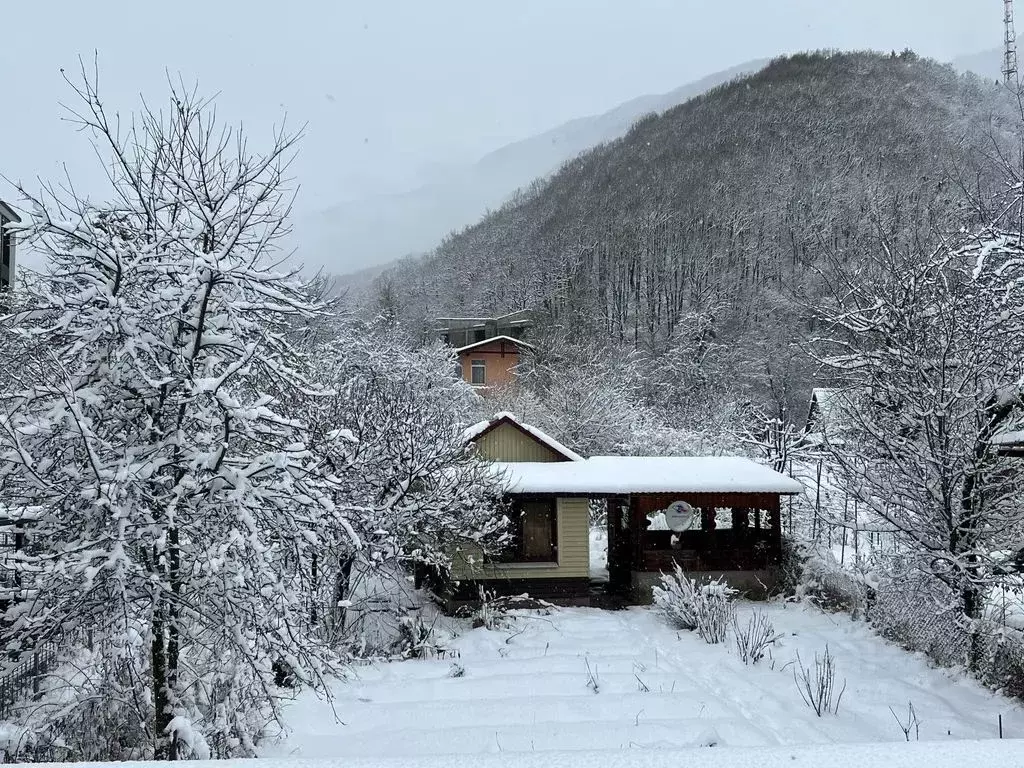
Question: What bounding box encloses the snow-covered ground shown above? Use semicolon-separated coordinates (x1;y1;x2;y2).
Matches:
265;603;1021;760
589;527;608;581
53;740;1024;768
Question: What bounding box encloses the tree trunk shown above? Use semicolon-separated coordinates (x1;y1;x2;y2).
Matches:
151;605;171;759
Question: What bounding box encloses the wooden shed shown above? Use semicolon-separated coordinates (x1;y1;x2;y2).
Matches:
445;413;804;609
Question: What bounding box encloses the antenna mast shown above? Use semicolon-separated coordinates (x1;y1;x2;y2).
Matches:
1005;0;1018;85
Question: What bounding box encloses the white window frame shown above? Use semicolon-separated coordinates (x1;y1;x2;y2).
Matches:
470;359;486;385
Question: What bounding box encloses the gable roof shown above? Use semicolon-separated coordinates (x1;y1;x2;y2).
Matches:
0;201;21;224
464;412;584;462
454;335;534;355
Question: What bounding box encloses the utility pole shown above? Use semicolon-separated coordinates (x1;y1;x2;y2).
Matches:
1005;0;1018;86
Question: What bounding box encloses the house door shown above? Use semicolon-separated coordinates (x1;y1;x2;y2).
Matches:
606;496;633;592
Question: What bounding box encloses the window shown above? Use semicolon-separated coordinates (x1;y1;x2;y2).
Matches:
499;499;557;563
473;328;487;342
470;359;486;385
1;233;9;266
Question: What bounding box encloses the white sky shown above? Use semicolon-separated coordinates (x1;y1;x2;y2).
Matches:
0;1;1000;234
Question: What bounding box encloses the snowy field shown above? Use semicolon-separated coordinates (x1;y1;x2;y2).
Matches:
264;603;1022;760
41;741;1024;768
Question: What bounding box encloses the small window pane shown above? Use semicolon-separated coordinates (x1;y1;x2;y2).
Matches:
520;501;555;560
471;359;486;385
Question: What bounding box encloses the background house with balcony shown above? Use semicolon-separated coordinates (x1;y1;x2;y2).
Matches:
437;310;534;389
0;201;20;293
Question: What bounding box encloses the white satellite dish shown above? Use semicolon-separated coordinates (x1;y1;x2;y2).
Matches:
664;501;698;533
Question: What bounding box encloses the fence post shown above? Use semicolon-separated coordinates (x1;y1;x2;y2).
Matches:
31;651;39;695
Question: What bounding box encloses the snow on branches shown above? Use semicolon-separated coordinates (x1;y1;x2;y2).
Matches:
811;229;1024;620
0;65;513;761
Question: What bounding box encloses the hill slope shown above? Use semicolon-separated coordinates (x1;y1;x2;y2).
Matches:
379;52;1017;409
953;46;1003;81
295;59;768;275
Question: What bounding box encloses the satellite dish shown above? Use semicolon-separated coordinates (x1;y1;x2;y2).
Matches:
664;501;698;533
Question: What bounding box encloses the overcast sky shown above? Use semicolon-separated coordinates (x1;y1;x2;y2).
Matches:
0;1;1000;228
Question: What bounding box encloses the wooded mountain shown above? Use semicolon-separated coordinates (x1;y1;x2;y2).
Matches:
377;51;1019;418
300;59;768;275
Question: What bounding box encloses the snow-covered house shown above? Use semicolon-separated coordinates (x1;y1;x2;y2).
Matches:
0;200;20;293
437;311;534;390
444;413;804;608
452;336;533;390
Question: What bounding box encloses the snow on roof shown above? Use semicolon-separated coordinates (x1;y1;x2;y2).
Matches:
453;335;535;354
492;455;803;495
464;412;584;462
993;430;1024;446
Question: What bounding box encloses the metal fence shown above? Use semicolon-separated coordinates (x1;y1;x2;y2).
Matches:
0;642;60;720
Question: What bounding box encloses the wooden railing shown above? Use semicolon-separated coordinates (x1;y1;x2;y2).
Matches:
640;529;779;572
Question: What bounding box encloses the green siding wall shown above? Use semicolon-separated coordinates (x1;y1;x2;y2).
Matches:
451;497;590;581
474;422;563;462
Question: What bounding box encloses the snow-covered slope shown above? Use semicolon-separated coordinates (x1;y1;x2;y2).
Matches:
266;604;1020;760
49;740;1024;768
296;60;768;276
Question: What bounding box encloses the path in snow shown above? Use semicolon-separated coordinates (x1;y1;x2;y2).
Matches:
266;603;1021;759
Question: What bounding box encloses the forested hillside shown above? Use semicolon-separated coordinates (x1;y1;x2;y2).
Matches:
376;51;1019;428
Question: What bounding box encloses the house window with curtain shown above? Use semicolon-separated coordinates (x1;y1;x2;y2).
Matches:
471;359;486;385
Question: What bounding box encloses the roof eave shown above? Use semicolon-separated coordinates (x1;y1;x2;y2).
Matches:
0;201;22;223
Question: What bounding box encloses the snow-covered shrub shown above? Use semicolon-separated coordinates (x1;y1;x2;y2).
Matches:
470;587;514;631
733;610;781;664
395;613;443;659
797;545;869;617
776;535;806;595
653;565;736;644
793;645;846;716
970;622;1024;700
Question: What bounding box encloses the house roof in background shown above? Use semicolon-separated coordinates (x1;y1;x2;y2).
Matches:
453;335;534;354
0;201;22;223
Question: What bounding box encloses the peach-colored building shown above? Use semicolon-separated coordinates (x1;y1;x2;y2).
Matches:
454;335;533;390
436;311;534;391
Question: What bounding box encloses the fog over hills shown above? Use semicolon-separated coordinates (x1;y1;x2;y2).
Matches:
301;59;769;279
319;44;1007;286
953;46;1004;81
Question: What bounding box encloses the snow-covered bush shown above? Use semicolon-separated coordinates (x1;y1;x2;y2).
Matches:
793;645;846;716
395;613;443;659
653;565;736;644
733;610;781;664
797;545;870;618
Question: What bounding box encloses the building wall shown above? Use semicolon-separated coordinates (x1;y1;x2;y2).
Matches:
0;220;15;292
474;422;563;463
458;341;521;389
450;497;590;582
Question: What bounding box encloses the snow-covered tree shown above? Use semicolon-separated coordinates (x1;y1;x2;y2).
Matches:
300;321;507;646
813;234;1024;621
0;70;350;759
